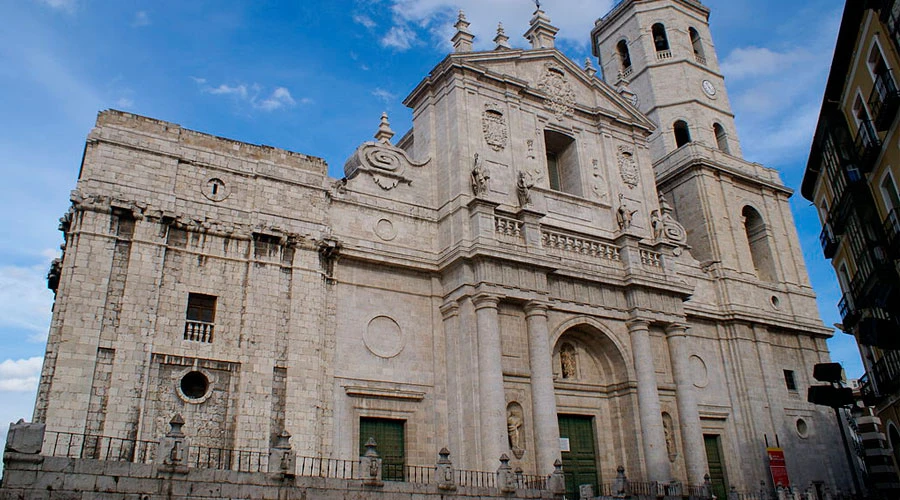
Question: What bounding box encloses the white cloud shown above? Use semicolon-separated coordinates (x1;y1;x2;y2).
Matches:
381;25;418;50
257;87;296;111
132;11;151;28
194;79;307;112
116;97;134;108
34;0;75;13
354;14;376;29
0;262;55;342
720;46;812;81
371;88;397;103
0;357;42;393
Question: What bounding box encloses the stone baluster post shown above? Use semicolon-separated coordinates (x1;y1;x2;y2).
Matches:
474;294;508;470
268;429;295;477
525;301;562;475
665;323;708;485
627;319;670;482
612;465;629;498
159;414;188;474
548;459;566;497
360;437;383;487
435;447;457;491
497;453;517;493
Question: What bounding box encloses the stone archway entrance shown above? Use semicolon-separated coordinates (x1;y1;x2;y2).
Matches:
552;322;633;495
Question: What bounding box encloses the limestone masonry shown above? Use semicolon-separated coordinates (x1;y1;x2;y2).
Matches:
14;0;851;498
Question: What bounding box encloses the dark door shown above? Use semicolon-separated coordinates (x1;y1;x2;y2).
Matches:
558;414;599;499
359;418;405;481
704;434;729;498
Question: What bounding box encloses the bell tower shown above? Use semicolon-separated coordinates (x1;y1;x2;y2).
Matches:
591;0;741;161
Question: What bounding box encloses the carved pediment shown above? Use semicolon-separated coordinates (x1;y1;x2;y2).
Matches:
343;141;430;191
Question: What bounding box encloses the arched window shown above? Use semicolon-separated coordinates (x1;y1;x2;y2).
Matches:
689;27;705;64
652;23;670;53
674;120;691;147
617;40;632;73
742;206;776;281
713;123;729;153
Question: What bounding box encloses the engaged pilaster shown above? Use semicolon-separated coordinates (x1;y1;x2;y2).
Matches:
666;323;708;485
525;301;561;474
473;294;507;470
627;319;670;482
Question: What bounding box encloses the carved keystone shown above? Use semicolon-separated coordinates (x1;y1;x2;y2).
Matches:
435;447;457;491
497;453;516;494
360;437;383;487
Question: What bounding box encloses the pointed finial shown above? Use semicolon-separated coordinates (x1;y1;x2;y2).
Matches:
374;112;395;144
494;22;511;50
452;10;475;52
524;3;558;49
584;57;597;78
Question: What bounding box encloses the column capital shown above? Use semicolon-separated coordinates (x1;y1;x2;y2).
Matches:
626;318;651;333
665;323;689;337
524;301;549;317
472;293;501;310
440;301;460;319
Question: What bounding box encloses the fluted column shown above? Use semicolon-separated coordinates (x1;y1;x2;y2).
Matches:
473;294;507;470
628;319;671;482
666;323;708;485
525;302;561;474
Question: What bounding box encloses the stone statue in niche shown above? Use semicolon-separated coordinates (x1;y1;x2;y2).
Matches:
662;412;677;462
616;194;637;230
517;170;534;207
506;402;526;459
651;209;664;240
560;343;577;379
471;153;490;196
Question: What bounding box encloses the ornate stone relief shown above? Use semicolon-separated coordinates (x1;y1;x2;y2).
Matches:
344;142;429;191
560;342;577;379
617;145;639;189
538;63;576;119
616;194;637;230
590;159;609;204
482;104;508;152
650;195;687;245
506;402;526;459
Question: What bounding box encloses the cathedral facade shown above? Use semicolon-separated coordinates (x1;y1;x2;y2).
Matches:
33;0;850;496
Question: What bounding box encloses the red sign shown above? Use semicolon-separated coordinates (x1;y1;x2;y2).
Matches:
767;447;790;487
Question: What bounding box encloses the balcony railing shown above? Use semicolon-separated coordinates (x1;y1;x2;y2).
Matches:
857;309;900;350
882;0;900;57
868;347;900;398
848;247;897;310
885;207;900;258
694;53;706;65
184;320;214;343
820;223;839;259
870;69;900;131
828;182;868;235
854;119;882;173
656;49;672;60
838;293;861;329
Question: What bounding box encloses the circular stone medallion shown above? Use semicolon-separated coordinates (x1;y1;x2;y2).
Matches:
690;355;709;388
364;316;405;358
374;218;397;241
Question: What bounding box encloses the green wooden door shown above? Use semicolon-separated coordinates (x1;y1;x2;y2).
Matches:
704;434;728;498
558;415;599;499
359;418;405;481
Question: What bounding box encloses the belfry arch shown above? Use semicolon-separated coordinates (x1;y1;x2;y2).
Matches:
549;318;640;493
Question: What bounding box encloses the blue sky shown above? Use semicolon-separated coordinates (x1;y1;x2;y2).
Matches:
0;0;852;445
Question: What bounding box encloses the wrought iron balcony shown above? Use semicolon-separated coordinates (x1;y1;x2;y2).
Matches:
869;69;900;131
854;119;882;173
858;310;900;350
839;293;861;329
863;347;900;408
820;223;840;259
883;0;900;56
828;182;869;235
848;247;897;311
885;207;900;259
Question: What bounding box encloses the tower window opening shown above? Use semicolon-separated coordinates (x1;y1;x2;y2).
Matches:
544;130;581;195
652;23;670;53
689;27;706;64
674;120;691;148
713;123;729;153
742;206;776;281
617;40;632;74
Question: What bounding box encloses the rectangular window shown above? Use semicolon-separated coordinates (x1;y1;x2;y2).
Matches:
185;293;216;343
783;370;797;391
547;152;561;190
544;130;581;195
